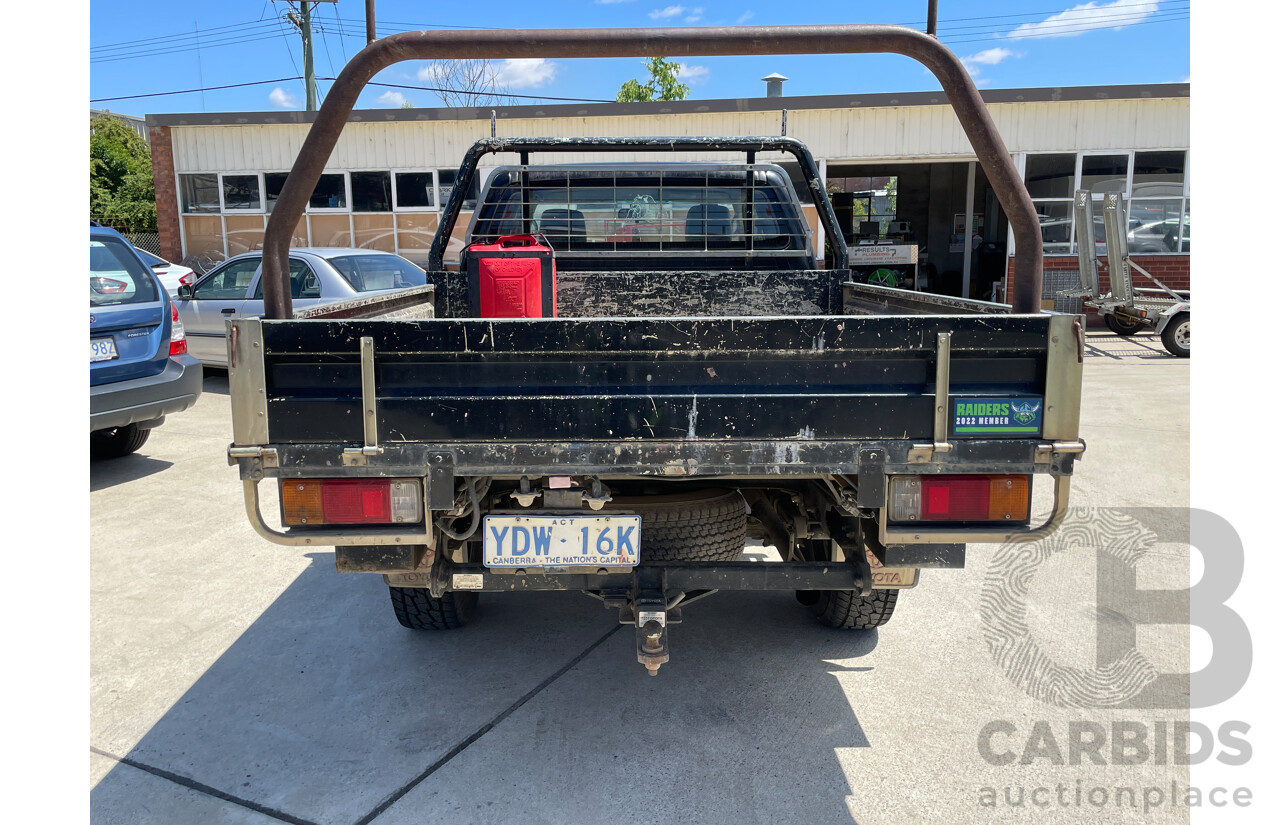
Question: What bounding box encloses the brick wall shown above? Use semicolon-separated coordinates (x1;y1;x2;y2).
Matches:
1007;254;1191;301
149;125;182;263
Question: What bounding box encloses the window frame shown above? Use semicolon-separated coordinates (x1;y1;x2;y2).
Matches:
218;172;266;214
391;169;441;212
1020;149;1189;256
304;171;351;213
179;172;222;215
350;169;394;214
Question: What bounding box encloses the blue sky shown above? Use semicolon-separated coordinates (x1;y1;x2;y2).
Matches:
89;1;1190;116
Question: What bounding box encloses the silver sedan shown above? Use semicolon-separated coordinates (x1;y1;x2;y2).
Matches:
175;248;427;366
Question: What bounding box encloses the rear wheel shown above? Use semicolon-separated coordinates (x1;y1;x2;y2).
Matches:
90;424;150;460
609;489;747;562
1160;313;1190;357
809;588;900;629
389;587;478;630
1104;313;1144;336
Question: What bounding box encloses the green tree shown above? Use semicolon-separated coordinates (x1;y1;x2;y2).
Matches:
616;57;691;102
90;114;156;229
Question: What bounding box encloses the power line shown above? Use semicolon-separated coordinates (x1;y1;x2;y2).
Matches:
90;29;286;63
939;7;1190;37
89;77;306;103
91;19;277;54
355;79;616;104
943;15;1188;46
88;76;615;105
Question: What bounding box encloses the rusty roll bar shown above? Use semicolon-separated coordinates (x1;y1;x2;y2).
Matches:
262;24;1043;318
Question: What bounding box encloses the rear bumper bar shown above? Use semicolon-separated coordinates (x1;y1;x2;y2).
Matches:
90;355;203;432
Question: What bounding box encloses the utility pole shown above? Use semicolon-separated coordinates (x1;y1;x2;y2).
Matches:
286;2;320;111
300;2;317;110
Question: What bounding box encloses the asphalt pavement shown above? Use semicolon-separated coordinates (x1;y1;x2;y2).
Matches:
90;328;1191;825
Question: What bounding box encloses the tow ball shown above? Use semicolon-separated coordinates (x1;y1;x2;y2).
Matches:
636;605;670;676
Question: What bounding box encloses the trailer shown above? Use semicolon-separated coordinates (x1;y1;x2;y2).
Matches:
1065;190;1190;357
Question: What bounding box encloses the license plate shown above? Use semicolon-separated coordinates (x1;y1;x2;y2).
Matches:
483;515;641;569
90;337;119;362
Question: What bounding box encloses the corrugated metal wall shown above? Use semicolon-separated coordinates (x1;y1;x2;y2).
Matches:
170;97;1189;172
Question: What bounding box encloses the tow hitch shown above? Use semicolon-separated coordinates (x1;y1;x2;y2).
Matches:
409;553;873;675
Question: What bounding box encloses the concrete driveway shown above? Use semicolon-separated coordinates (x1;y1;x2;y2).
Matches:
90;328;1191;824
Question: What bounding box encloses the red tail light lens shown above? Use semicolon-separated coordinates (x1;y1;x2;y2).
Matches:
322;480;392;523
168;303;187;356
179;272;195;286
888;475;1030;523
281;478;423;526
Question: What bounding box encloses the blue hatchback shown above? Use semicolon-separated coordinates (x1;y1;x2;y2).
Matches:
90;225;202;459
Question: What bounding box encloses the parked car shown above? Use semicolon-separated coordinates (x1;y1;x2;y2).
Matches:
90;225;203;459
174;248;428;366
133;247;197;295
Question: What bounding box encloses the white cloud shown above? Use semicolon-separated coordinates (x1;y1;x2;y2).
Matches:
377;90;407;107
963;47;1016;67
959;47;1019;86
1008;1;1160;40
268;87;298;109
649;5;685;19
677;63;709;84
494;58;558;89
736;11;755;24
684;7;703;22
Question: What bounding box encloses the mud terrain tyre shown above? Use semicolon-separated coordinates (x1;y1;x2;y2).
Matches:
610;489;747;562
389;587;477;630
809;588;900;629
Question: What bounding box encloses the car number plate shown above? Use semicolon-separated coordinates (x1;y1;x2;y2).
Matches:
483;515;641;569
90;337;119;362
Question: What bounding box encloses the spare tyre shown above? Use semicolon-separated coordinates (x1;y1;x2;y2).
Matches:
607;489;747;562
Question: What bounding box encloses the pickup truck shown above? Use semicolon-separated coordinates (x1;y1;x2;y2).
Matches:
225;25;1085;675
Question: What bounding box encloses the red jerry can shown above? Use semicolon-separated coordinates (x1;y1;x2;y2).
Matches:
465;235;557;318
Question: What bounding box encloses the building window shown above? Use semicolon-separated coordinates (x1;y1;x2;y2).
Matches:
264;173;289;214
1129;151;1189;253
352;171;392;212
394;171;436;209
438;169;479;210
309;173;348;210
1080;154;1129;196
222;174;262;211
826;175;898;236
1025;153;1075;254
1023;150;1188;254
180;173;220;214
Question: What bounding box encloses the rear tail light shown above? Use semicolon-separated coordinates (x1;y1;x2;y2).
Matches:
90;276;128;294
168;303;187;356
888;475;1030;523
179;271;195;286
281;478;423;526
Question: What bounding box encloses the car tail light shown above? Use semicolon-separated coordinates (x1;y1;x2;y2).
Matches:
888;475;1030;523
179;271;195;286
280;479;423;526
168;303;187;356
90;276;128;294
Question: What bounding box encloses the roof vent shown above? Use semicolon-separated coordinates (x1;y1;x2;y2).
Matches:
761;72;788;98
